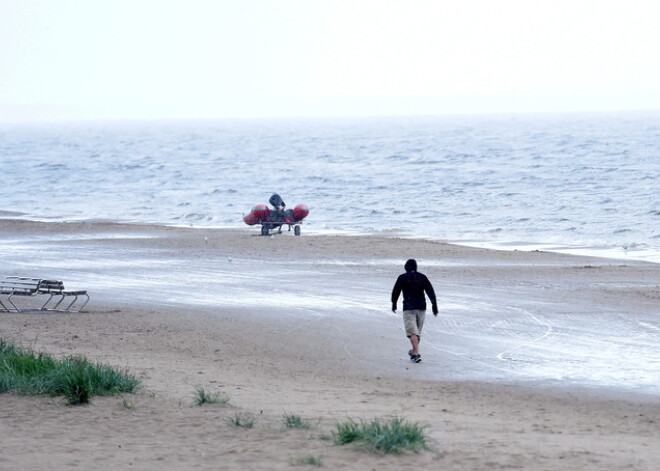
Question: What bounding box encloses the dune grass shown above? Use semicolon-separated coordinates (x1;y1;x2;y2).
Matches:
332;417;429;454
121;398;136;410
227;412;257;428
283;412;311;429
291;455;324;467
0;339;140;405
193;387;230;406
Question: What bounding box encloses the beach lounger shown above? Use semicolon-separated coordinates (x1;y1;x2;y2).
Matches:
0;276;90;313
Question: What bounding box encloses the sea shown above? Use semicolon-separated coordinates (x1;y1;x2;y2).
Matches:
1;111;659;263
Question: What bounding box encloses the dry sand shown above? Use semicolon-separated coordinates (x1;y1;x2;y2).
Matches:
1;219;659;470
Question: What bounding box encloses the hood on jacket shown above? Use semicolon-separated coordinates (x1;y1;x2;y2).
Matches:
404;259;417;272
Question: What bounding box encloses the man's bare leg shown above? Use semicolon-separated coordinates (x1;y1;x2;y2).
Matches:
409;334;420;356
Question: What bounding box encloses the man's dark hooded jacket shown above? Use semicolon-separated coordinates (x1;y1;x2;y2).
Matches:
391;259;437;311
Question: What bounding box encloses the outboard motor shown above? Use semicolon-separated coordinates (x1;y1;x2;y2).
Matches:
269;193;286;213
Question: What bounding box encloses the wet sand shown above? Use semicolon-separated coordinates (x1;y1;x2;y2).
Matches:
1;219;659;470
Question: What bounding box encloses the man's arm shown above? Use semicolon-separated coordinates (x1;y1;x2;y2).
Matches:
391;276;403;312
425;276;438;315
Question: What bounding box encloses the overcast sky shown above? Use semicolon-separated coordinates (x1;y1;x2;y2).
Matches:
1;0;659;122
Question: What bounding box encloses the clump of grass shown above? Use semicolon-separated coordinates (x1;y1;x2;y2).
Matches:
121;398;135;410
0;339;140;405
227;412;256;428
334;420;362;444
194;387;229;406
59;361;93;405
332;417;428;454
283;412;311;429
291;455;324;467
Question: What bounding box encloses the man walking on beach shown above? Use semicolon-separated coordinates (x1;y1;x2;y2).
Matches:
391;259;438;363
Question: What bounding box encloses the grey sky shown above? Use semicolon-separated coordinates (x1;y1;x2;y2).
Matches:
1;0;659;121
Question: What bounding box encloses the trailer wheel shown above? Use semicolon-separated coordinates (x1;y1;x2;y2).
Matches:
294;225;301;236
261;225;269;236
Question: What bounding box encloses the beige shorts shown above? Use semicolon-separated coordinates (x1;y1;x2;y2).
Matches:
403;310;426;338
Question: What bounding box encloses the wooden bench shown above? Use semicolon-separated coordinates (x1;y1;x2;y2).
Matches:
0;277;90;313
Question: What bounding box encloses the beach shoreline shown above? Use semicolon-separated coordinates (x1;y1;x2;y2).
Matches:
3;212;659;265
1;219;659;469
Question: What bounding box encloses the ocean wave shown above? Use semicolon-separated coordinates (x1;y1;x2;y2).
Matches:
1;113;659;263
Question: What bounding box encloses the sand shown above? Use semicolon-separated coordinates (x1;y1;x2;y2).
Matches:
1;219;658;470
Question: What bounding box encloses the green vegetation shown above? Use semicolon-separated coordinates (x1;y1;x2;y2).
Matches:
193;387;229;406
292;455;324;467
332;417;429;454
121;398;136;410
227;412;257;428
283;412;311;429
0;339;140;405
